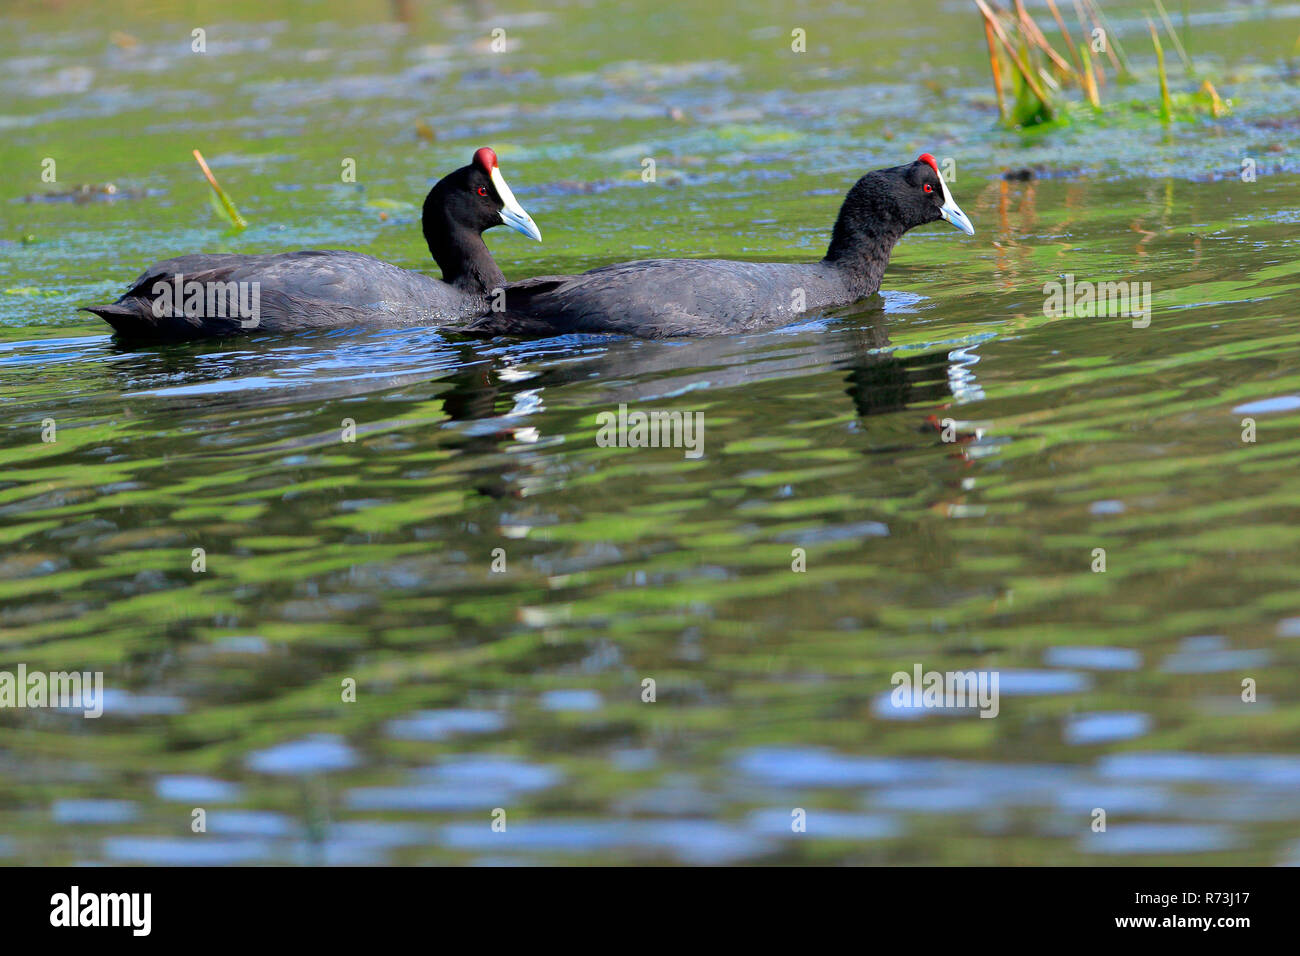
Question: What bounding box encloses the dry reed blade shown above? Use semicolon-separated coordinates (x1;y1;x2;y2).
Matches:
983;17;1009;120
1152;0;1192;74
976;0;1051;104
193;149;248;230
1045;0;1084;75
1013;0;1075;75
1200;78;1226;117
1084;0;1132;75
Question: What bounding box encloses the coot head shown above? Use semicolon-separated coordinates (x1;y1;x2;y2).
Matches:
422;147;541;291
827;153;973;259
424;147;541;242
907;153;974;235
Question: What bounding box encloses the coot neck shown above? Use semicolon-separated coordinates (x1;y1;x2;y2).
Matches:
822;218;906;300
423;203;505;295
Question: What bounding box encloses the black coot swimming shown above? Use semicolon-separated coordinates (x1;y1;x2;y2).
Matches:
464;154;973;339
84;148;541;342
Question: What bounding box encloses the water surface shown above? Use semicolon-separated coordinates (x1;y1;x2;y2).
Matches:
1;0;1299;865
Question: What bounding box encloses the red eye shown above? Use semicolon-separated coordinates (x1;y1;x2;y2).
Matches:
477;186;488;197
923;183;934;194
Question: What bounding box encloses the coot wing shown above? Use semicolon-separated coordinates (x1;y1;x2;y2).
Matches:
88;251;475;342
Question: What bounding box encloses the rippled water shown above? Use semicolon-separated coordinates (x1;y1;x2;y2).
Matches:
2;0;1299;865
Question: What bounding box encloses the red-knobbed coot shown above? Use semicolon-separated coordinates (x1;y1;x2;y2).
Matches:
84;148;540;342
464;154;972;338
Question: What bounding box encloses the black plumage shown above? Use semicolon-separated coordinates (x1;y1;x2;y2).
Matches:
84;148;539;343
464;155;973;339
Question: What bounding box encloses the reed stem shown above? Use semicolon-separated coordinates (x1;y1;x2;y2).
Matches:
193;149;248;230
1147;18;1172;124
1152;0;1192;75
984;18;1009;121
976;0;1051;105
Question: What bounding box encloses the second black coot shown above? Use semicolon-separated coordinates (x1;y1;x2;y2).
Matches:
85;148;540;342
463;154;973;338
